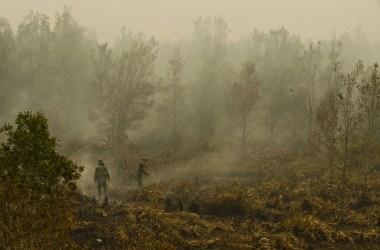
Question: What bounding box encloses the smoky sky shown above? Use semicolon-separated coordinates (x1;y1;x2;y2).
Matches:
1;0;380;43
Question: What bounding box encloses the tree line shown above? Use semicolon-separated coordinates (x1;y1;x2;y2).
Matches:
0;7;379;172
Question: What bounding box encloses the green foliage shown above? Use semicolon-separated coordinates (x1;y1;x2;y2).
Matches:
0;111;83;195
1;6;380;250
0;111;83;249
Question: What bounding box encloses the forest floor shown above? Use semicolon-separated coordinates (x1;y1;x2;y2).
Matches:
70;149;380;249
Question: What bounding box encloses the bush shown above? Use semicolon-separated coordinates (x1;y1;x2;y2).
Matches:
0;111;83;195
0;111;84;248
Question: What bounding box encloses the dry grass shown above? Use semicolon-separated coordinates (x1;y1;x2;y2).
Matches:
1;147;379;249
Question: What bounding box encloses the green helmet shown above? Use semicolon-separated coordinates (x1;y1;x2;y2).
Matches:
98;160;104;166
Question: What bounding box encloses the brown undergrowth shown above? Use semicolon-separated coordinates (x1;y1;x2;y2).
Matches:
71;150;380;249
1;148;379;249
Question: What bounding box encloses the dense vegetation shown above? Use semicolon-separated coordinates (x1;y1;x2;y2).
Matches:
0;111;83;248
0;6;379;249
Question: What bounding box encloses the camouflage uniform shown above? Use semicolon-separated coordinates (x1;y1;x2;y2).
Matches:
94;160;110;199
137;159;149;188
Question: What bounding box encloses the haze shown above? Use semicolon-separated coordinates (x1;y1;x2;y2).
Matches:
1;0;380;43
2;1;380;248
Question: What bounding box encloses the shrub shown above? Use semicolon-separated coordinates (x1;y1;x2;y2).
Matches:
0;111;84;248
0;111;83;195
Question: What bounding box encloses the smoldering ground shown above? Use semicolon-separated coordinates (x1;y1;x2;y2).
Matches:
72;143;268;201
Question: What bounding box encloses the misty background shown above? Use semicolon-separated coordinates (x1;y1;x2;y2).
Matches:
2;0;380;42
1;1;380;192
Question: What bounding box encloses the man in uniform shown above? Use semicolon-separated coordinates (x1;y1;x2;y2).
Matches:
94;160;110;200
137;158;149;188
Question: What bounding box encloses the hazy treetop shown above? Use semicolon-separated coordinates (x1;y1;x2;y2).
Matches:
1;0;380;43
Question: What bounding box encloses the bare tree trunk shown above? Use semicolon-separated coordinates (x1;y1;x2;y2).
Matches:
242;115;247;153
342;132;348;189
269;115;275;145
173;106;177;142
362;133;371;197
172;80;177;143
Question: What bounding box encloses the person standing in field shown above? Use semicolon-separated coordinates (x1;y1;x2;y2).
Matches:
137;158;149;188
94;160;110;200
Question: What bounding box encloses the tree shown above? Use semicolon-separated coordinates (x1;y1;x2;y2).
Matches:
157;47;185;145
192;16;232;140
50;6;94;135
0;18;15;116
16;11;52;108
313;43;343;183
91;35;158;149
0;111;83;196
302;41;323;143
231;61;260;152
0;17;15;80
314;91;340;183
338;61;363;188
0;111;83;248
356;62;380;193
287;85;307;148
91;43;113;105
52;6;92;88
250;27;303;144
321;39;342;92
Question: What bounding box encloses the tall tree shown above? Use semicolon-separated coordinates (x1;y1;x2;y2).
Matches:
192;16;231;140
322;39;343;92
314;91;340;183
338;61;363;189
16;11;52;108
91;36;158;149
302;41;323;143
313;42;343;183
356;62;380;193
157;47;185;145
231;61;260;152
0;18;15;116
52;6;92;92
250;27;303;144
51;6;94;135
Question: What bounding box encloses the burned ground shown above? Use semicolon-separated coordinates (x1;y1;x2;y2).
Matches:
70;148;380;249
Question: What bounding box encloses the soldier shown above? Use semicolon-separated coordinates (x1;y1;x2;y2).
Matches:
137;158;149;188
94;160;110;200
